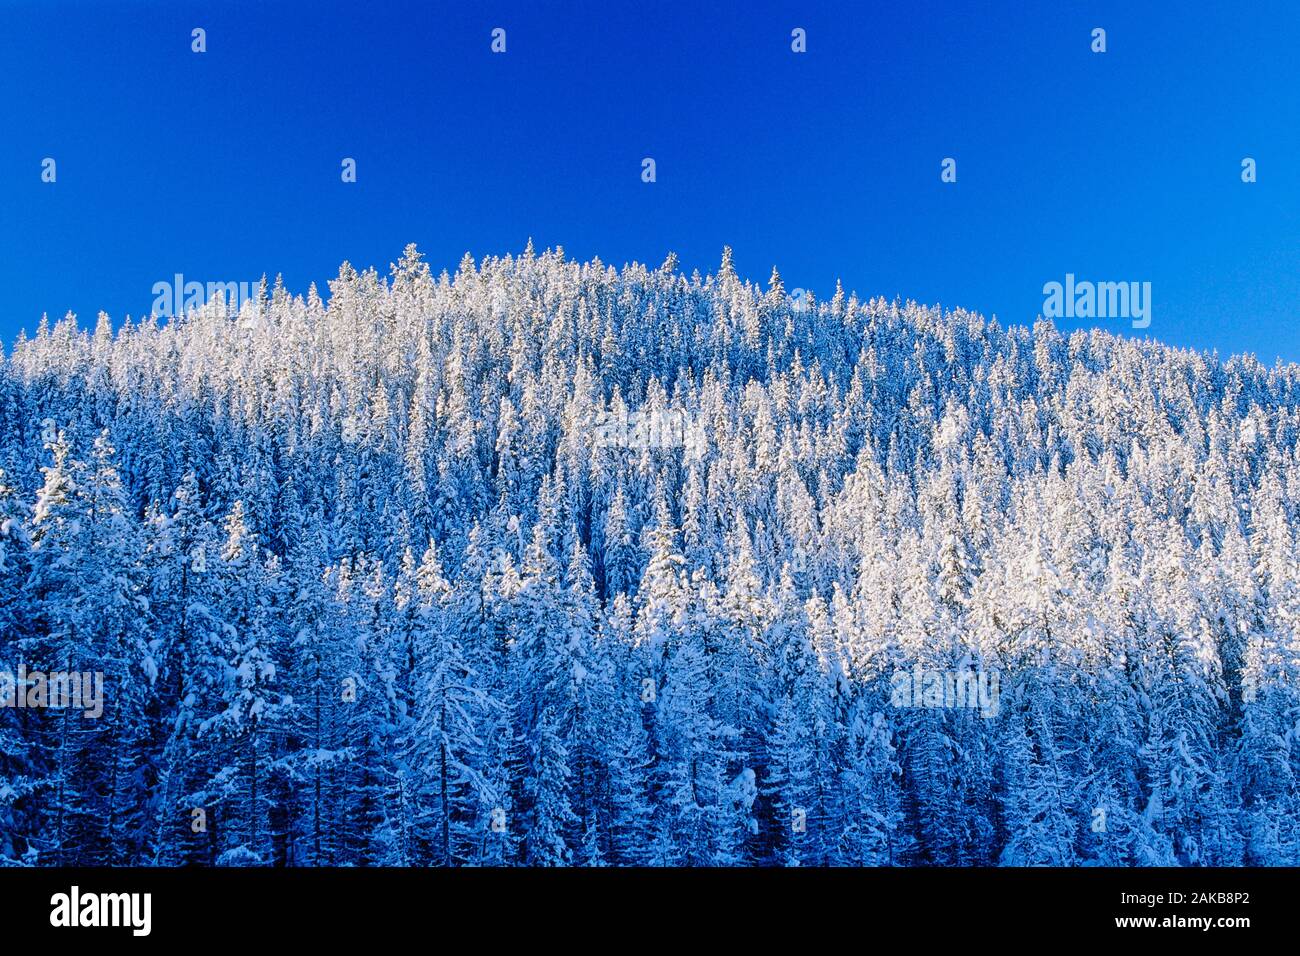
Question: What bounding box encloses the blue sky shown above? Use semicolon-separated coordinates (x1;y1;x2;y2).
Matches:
1;0;1297;362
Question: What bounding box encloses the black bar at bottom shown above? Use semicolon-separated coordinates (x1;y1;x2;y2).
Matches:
0;866;1283;942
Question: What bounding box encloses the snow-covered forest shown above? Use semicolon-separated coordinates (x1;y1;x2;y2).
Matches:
1;243;1297;866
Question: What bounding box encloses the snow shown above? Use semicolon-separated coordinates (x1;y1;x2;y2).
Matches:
0;244;1295;866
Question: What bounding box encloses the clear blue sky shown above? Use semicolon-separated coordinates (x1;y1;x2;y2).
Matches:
1;1;1297;362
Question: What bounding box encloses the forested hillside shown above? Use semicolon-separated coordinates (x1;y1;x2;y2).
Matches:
1;243;1297;866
